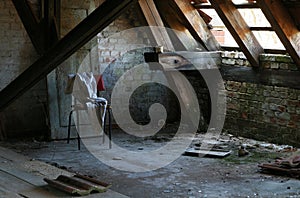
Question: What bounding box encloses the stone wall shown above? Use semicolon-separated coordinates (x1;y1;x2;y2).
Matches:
0;1;48;139
220;52;300;146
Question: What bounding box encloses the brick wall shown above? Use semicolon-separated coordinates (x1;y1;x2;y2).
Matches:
220;52;300;146
0;0;48;139
97;6;180;125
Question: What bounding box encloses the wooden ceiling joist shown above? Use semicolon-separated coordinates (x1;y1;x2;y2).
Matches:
257;0;300;67
167;0;220;51
0;0;137;111
12;0;45;54
210;0;264;67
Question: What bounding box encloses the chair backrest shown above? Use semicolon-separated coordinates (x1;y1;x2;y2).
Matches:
72;72;98;104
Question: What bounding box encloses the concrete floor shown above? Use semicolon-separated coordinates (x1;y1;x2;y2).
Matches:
1;128;300;198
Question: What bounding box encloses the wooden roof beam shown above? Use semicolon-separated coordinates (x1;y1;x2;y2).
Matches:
167;0;220;51
12;0;45;54
210;0;264;67
0;0;137;111
138;0;175;51
154;0;203;51
257;0;300;67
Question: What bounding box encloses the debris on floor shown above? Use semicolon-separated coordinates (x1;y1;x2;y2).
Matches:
259;155;300;178
238;145;249;157
44;174;111;196
185;135;232;158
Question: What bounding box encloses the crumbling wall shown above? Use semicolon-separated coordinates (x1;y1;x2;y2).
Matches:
221;52;300;146
0;1;48;139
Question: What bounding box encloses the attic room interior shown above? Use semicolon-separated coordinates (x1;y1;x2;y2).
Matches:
0;0;300;197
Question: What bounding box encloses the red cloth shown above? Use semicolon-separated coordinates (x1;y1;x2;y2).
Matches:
94;75;105;91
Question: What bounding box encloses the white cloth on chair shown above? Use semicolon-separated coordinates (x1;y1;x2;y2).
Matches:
72;72;107;137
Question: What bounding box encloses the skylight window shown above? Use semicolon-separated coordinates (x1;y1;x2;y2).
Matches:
199;1;285;50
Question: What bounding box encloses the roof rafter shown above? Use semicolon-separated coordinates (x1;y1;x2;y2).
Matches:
0;0;137;111
138;0;175;50
257;0;300;67
210;0;264;67
167;0;220;51
138;0;200;128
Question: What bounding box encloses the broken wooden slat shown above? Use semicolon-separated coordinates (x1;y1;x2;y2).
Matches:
0;0;137;111
168;0;220;51
210;0;264;67
12;0;45;54
257;0;300;67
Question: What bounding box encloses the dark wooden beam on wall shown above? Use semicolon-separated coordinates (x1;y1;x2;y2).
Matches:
43;0;61;48
167;0;220;51
257;0;300;67
12;0;45;54
210;0;264;67
0;0;137;111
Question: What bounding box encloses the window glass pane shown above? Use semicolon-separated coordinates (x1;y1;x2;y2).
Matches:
201;9;238;47
238;9;271;27
252;31;285;50
232;0;256;5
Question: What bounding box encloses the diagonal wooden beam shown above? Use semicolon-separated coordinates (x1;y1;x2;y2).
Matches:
12;0;45;54
154;0;205;51
210;0;264;67
0;0;137;111
167;0;220;51
138;0;175;50
138;0;201;129
257;0;300;67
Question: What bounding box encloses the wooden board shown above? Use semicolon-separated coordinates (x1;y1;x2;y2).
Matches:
0;146;128;198
185;148;231;158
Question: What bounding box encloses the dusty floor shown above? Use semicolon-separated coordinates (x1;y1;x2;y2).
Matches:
1;128;300;198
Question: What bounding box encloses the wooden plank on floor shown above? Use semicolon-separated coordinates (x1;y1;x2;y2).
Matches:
0;146;129;197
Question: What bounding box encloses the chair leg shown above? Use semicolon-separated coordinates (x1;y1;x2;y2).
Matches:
103;111;107;144
108;105;112;149
76;109;81;150
67;110;73;144
77;132;81;150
